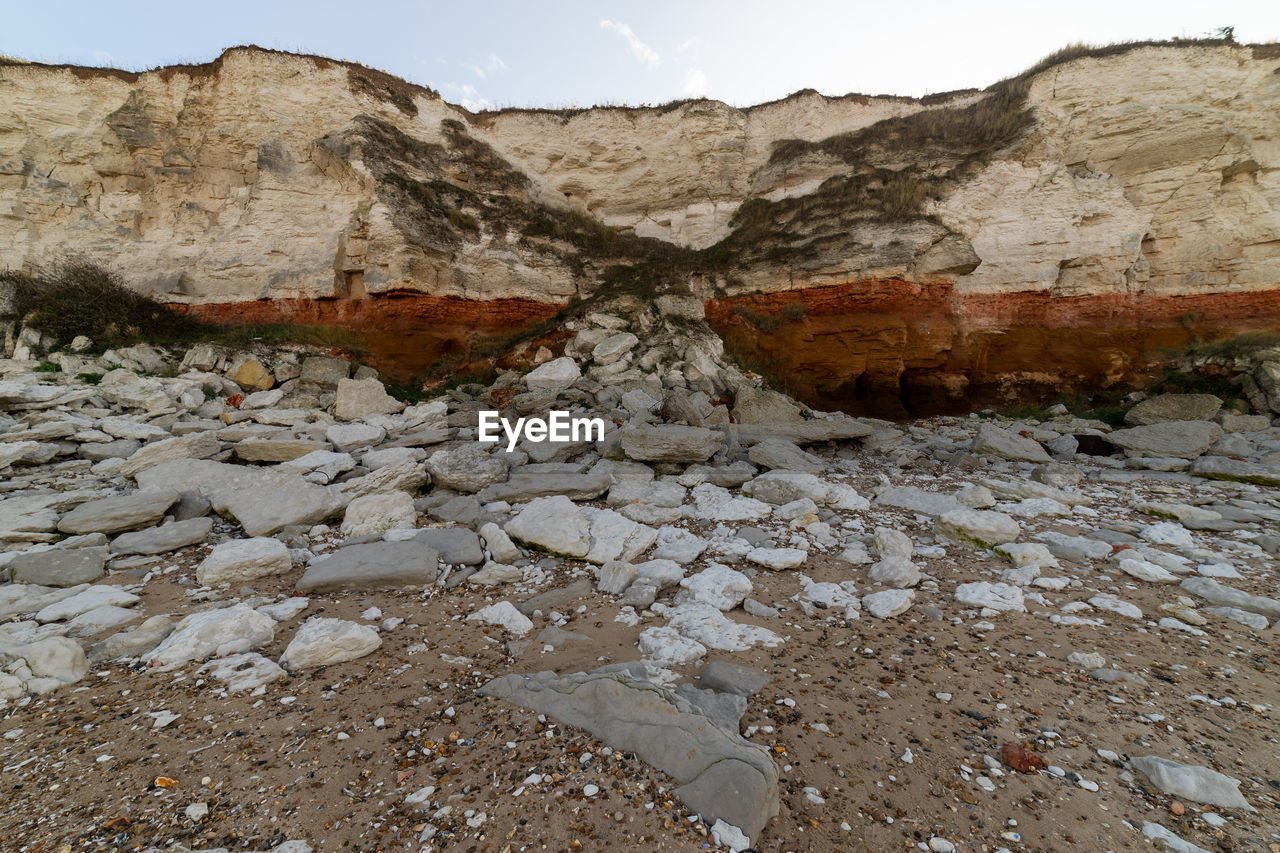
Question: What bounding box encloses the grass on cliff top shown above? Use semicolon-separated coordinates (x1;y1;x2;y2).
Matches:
0;45;440;115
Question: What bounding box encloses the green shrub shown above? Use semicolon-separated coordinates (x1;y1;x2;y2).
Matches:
3;260;199;347
1175;331;1280;361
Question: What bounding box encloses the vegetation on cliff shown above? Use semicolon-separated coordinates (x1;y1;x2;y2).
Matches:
2;261;199;347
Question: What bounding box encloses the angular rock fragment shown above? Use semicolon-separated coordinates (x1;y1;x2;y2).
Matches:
143;604;276;671
279;617;381;670
1130;755;1253;810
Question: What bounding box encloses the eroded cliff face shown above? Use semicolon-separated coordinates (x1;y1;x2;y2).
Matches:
2;43;1279;412
0;48;962;303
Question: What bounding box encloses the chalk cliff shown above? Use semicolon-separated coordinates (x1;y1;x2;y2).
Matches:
2;42;1278;412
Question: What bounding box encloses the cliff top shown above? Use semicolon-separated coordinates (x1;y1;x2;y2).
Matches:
3;38;1276;121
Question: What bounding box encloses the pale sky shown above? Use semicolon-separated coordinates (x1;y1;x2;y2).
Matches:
3;1;1279;110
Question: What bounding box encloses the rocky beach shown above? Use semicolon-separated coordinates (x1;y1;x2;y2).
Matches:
2;30;1279;853
0;292;1277;851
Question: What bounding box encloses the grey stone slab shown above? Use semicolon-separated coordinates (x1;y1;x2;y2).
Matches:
109;517;213;556
478;670;778;843
410;528;484;566
10;546;107;587
296;541;439;594
56;489;180;535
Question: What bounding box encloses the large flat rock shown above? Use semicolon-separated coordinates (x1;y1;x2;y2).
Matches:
1124;393;1222;425
56;489;180;535
137;459;345;537
119;432;221;478
477;467;612;503
109;517;214;556
10;546;107;587
479;670;778;843
296;541;439;594
874;486;964;517
1104;421;1223;459
619;424;722;463
1180;577;1280;620
731;416;873;445
1191;455;1280;486
234;439;330;463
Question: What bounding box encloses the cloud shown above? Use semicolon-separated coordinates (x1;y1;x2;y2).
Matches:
678;37;699;53
442;82;493;112
683;68;707;97
600;19;660;69
467;53;509;81
91;49;116;67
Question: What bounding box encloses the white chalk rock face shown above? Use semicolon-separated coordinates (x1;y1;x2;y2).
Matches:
1117;557;1180;584
198;652;286;692
1129;756;1253;811
863;589;915;619
197;537;292;586
5;637;89;691
279;617;382;671
658;602;783;652
745;547;807;571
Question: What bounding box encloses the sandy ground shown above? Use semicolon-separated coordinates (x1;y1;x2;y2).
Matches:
1;462;1278;853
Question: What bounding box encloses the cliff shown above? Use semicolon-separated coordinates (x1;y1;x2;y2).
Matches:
2;42;1279;413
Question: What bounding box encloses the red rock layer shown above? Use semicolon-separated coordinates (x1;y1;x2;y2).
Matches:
177;281;1280;416
179;291;563;382
705;279;1280;418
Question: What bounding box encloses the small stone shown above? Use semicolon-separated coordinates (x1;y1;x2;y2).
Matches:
745;547;807;571
467;601;533;635
863;588;915;618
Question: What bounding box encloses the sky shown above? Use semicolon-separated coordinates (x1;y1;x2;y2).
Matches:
3;1;1280;110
